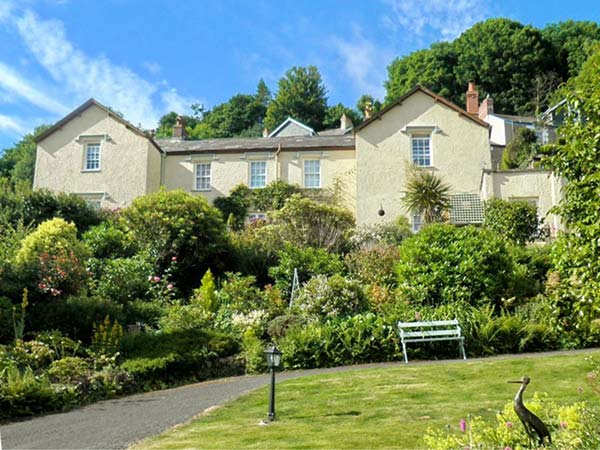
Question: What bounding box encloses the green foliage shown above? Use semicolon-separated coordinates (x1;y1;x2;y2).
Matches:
349;217;412;250
356;94;382;119
47;357;90;383
542;20;600;79
322;103;361;129
92;255;153;304
0;125;51;186
543;46;600;343
241;329;267;374
159;301;210;333
154;111;200;138
264;66;328;131
386;42;461;104
502;127;540;169
294;274;368;320
91;315;124;356
269;244;345;297
82;222;137;259
12;288;28;341
269;194;355;252
28;295;125;343
229;222;279;284
120;329;240;387
396;224;516;307
121;189;228;293
15;218;90;298
425;394;600;450
278;313;401;369
402;169;451;224
0;297;13;344
484;198;540;244
192;269;218;313
345;244;400;287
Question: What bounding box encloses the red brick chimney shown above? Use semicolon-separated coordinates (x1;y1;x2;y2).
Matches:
172;115;187;139
478;96;494;119
466;81;479;116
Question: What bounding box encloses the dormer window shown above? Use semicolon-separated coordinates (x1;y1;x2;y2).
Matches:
84;143;101;171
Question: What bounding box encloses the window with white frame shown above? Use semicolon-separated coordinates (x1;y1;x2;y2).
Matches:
247;212;267;222
249;161;267;188
84;143;101;171
411;135;431;167
194;163;211;191
412;213;422;232
303;159;321;188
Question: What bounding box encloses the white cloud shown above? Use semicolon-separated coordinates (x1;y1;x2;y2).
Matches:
331;26;391;99
0;114;26;134
382;0;488;41
160;88;195;115
143;61;161;76
0;1;15;23
0;61;69;114
14;10;163;127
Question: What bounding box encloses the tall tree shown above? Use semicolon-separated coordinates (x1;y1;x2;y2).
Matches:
453;18;555;114
0;124;51;186
264;66;328;132
542;20;600;79
322;103;361;130
385;42;460;105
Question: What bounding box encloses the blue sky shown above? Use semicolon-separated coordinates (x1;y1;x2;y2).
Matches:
0;0;599;151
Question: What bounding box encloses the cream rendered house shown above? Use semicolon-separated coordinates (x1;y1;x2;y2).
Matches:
34;86;562;232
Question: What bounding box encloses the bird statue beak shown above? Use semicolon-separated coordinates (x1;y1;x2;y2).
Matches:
507;380;522;383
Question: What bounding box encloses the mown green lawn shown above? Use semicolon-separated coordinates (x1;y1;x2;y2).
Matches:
133;350;600;449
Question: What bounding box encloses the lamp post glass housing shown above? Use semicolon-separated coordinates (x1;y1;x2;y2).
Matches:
264;345;282;421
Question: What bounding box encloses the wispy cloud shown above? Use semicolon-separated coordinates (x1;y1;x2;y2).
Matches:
0;113;26;134
160;88;195;115
331;25;392;99
381;0;489;41
143;61;161;76
0;61;69;114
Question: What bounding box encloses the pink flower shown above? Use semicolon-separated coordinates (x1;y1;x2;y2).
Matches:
171;256;177;262
505;421;513;429
460;419;466;433
153;276;160;282
167;284;174;290
504;447;512;450
560;421;567;429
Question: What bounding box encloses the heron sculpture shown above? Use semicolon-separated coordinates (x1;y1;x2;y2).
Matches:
507;376;551;446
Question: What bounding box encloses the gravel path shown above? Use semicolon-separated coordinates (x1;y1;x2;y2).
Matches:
0;349;596;450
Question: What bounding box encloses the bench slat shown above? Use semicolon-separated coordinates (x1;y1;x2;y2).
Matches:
398;320;459;328
401;329;460;338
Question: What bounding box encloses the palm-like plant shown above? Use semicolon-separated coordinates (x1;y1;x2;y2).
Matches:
402;169;451;224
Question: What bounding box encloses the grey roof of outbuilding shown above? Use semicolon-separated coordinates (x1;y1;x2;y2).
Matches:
155;134;355;154
494;113;536;123
317;127;353;136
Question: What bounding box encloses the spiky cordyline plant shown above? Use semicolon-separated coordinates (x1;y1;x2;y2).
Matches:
402;168;451;224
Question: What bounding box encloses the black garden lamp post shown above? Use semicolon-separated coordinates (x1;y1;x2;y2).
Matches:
264;344;282;421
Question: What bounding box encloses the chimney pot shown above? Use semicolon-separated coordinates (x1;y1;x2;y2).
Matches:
262;128;269;138
478;96;494;119
466;81;479;116
340;113;353;130
172;115;187;140
364;101;373;119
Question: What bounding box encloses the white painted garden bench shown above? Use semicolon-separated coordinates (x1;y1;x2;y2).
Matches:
397;319;466;363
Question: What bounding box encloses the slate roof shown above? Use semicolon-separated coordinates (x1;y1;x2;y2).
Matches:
156;134;355;154
494;113;536;123
318;127;353;136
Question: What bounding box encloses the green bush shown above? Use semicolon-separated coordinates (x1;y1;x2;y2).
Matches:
0;296;13;344
0;219;31;299
350;217;412;250
124;300;165;328
120;328;241;387
120;189;228;293
344;244;400;286
28;295;124;342
229;224;279;284
9;339;56;370
396;224;517;307
269;244;345;297
159;302;211;333
0;366;69;419
484;198;540;244
82;221;137;259
92;256;153;304
294;274;368;320
15;218;90;299
269;194;355;252
47;356;90;383
425;394;600;450
278;313;401;369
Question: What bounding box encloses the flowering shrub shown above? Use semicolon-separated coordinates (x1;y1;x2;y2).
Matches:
344;244;400;287
424;394;600;450
15;218;90;299
294;274;367;320
91;315;123;356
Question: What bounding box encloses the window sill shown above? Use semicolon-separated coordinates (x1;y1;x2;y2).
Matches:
192;189;212;192
81;169;101;173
